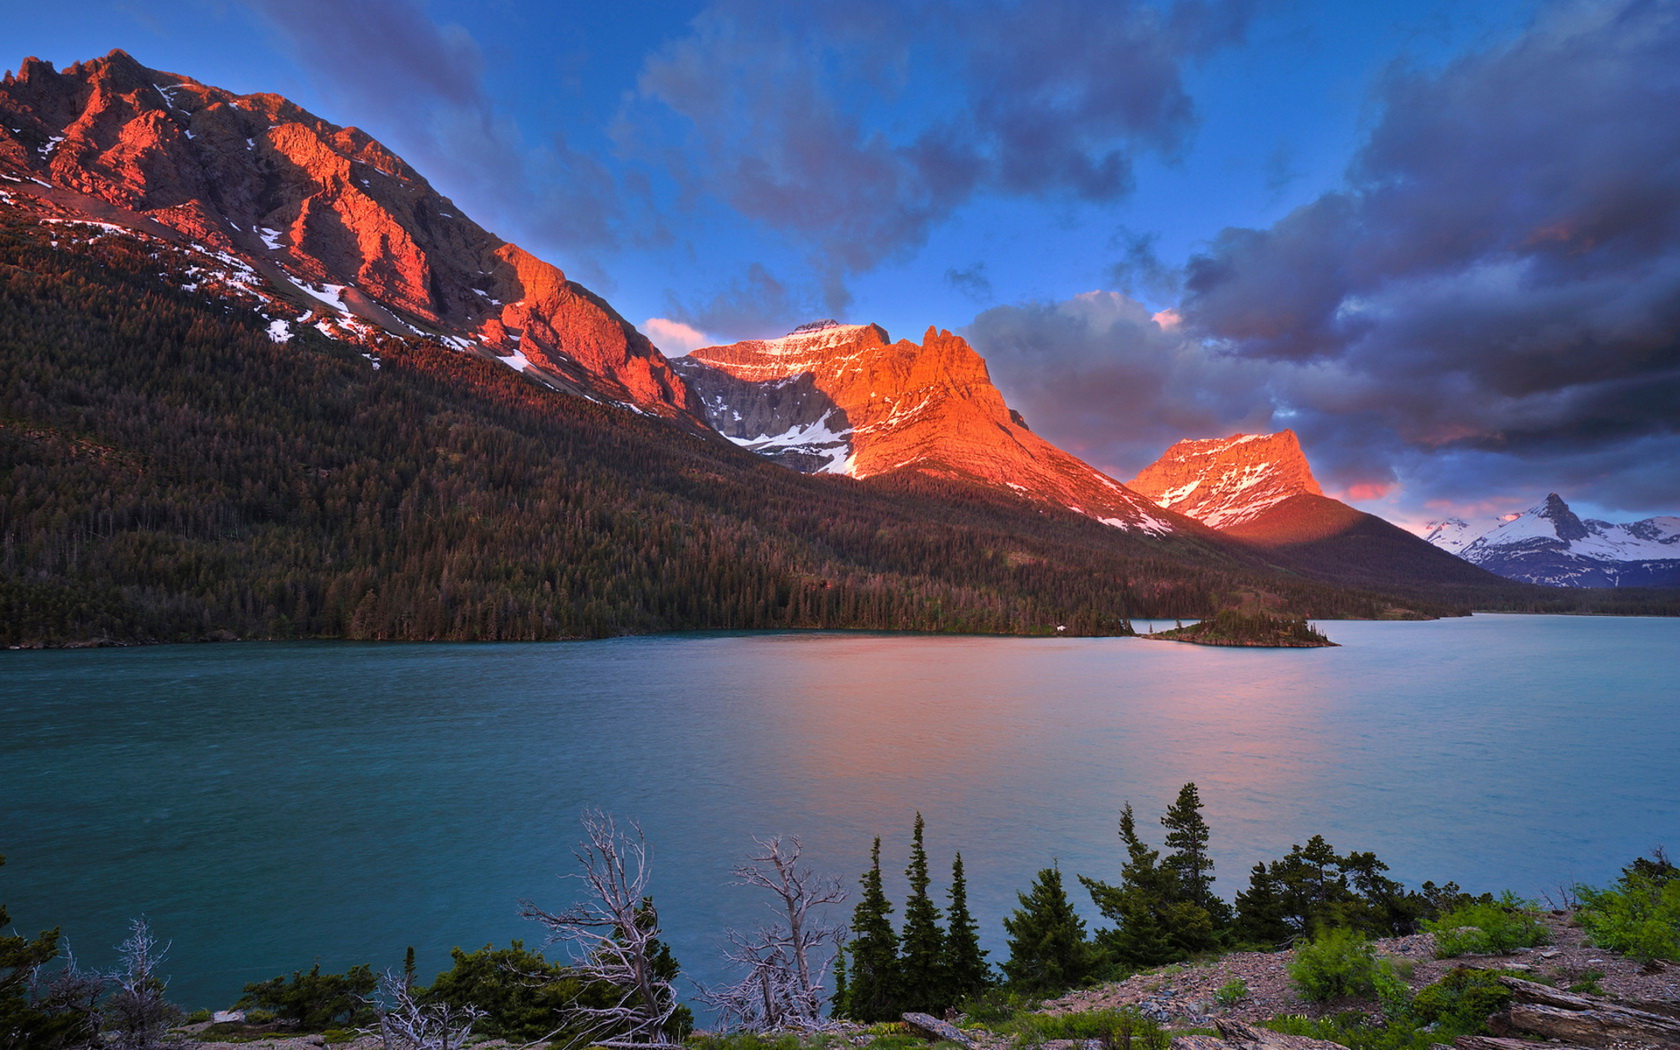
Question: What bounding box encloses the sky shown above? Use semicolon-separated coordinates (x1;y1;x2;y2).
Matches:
7;0;1679;529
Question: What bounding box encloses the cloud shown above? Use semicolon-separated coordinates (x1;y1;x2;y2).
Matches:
642;317;716;357
237;0;641;276
1166;0;1680;514
966;290;1275;476
946;262;994;303
239;0;485;111
663;262;815;340
622;0;1253;316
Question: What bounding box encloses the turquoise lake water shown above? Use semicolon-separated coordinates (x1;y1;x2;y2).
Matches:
2;614;1676;1011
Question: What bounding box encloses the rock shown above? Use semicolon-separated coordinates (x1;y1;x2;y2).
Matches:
211;1009;244;1023
1497;976;1680;1046
1455;1037;1594;1050
902;1012;975;1048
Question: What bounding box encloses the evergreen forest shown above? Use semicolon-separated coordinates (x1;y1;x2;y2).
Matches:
0;213;1521;647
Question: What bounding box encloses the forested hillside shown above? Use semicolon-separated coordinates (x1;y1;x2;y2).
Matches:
0;214;1467;645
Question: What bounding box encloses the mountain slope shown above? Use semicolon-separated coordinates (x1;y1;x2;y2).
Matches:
1129;432;1512;593
675;321;1185;534
1;211;1468;644
1443;494;1680;587
0;49;704;426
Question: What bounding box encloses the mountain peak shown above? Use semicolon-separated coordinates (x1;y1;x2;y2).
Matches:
1128;430;1322;529
0;50;706;426
678;323;1176;533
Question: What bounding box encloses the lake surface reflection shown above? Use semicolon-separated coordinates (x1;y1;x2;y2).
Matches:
3;615;1676;1011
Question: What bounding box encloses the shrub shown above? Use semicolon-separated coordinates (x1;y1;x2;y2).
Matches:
1425;893;1549;957
1006;1008;1169;1050
1265;1013;1435;1050
1575;870;1680;963
1288;928;1380;1001
1214;978;1249;1006
421;940;597;1044
958;986;1039;1025
1410;967;1510;1035
236;963;377;1030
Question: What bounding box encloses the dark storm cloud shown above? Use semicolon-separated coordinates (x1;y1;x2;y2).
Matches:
966;292;1274;476
627;0;1253;309
969;0;1680;518
1179;0;1680;473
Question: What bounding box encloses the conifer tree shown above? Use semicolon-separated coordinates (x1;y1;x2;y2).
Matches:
1001;865;1094;995
899;813;946;1013
942;852;991;1004
839;838;900;1021
1160;782;1214;909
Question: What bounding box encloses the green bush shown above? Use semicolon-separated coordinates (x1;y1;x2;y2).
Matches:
1005;1008;1169;1050
958;986;1040;1025
236;963;377;1030
1410;968;1510;1035
1575;872;1680;963
1424;893;1549;957
1214;978;1249;1006
1288;928;1381;1001
1265;1014;1435;1050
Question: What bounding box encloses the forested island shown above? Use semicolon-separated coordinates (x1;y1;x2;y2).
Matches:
1144;610;1338;648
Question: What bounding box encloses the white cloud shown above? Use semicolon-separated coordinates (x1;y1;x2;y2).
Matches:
643;317;715;356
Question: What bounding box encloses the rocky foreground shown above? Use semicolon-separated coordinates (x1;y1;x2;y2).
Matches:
169;913;1678;1050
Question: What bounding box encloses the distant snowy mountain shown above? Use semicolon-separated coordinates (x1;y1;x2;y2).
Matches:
1436;494;1680;587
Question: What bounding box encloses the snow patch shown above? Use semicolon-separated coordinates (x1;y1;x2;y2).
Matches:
257;227;283;250
284;274;349;312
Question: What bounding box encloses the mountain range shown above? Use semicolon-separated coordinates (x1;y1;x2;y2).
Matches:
1423;494;1680;588
2;51;1671;644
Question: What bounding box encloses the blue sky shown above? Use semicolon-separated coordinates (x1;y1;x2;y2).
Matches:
8;0;1678;528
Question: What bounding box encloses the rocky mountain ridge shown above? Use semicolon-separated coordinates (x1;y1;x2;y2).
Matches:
1426;494;1680;588
1127;431;1323;529
676;321;1186;534
0;49;705;426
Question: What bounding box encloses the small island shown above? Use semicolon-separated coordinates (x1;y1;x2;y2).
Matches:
1144;609;1338;647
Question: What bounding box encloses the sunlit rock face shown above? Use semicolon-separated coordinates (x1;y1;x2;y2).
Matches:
676;321;1182;534
1128;430;1323;530
0;50;704;425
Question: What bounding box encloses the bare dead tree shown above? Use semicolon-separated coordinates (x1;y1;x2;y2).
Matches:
104;917;181;1050
365;969;484;1050
519;810;684;1049
701;835;847;1032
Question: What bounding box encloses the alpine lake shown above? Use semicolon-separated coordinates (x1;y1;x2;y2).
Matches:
2;614;1676;1013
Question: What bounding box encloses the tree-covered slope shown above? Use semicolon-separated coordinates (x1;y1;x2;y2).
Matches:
0;213;1473;645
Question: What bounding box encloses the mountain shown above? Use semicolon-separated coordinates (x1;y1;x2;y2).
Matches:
1128;431;1512;593
1127;430;1322;528
673;320;1184;534
0;49;704;426
1432;494;1680;588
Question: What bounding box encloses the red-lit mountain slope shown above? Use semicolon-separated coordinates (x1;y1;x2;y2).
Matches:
1130;432;1508;591
673;320;1187;534
0;49;703;426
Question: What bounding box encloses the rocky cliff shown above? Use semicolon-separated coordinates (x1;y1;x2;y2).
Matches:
676;321;1183;534
0;50;703;425
1127;431;1323;529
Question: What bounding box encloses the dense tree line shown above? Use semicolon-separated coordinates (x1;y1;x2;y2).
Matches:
0;214;1493;647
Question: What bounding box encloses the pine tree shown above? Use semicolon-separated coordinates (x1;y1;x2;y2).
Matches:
1001;865;1094;995
899;813;946;1013
840;837;901;1021
941;852;991;1005
1160;782;1214;909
